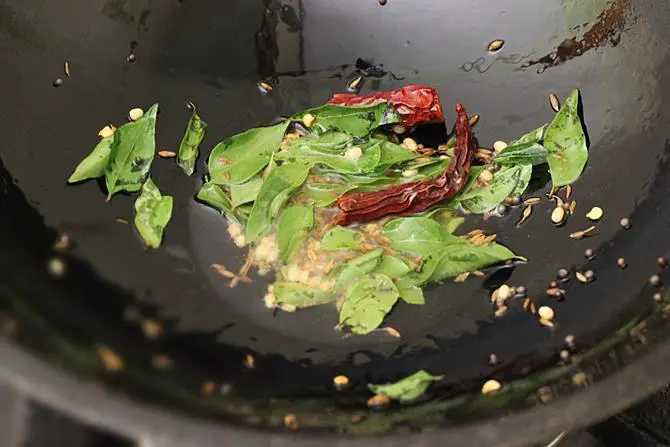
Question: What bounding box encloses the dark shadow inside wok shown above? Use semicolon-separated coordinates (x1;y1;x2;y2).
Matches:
1;0;670;439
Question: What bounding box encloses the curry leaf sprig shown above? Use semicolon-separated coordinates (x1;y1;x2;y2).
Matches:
194;90;587;335
177;102;207;176
66;87;588;334
452;89;587;213
67;104;179;248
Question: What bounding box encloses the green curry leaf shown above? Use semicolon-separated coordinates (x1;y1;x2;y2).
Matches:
429;242;519;283
274;282;333;309
494;142;548;166
245;163;310;242
383;217;464;257
133;177;173;249
334;248;384;291
457;164;532;213
177;102;207;176
375;254;411;278
277;206;314;262
298;182;355;207
376;139;419;166
509;164;534;197
208;121;289;185
105;104;158;199
369;370;443;402
295;103;401;137
397;284;425;305
276;139;382;174
544;89;588;186
424;208;465;234
230;176;263;208
286;132;353;150
67;136;113;183
321;227;362;251
510;124;547;145
327;156;449;193
196;182;246;225
392;236;520;289
394;254;443;289
339;274;400;335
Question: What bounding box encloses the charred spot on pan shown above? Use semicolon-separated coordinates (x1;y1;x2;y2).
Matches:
522;0;630;72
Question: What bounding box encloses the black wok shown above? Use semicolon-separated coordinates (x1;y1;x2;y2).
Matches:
2;0;670;445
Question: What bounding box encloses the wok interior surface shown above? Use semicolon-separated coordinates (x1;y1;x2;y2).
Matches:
2;0;670;443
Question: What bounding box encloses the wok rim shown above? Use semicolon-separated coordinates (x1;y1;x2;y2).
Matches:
2;336;670;447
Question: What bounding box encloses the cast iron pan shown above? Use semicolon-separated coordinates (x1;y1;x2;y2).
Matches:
2;0;670;445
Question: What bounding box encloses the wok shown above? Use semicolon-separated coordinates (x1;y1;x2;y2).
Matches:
2;0;670;445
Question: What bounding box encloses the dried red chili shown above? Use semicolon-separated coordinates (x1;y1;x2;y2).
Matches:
327;85;444;126
336;104;474;225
